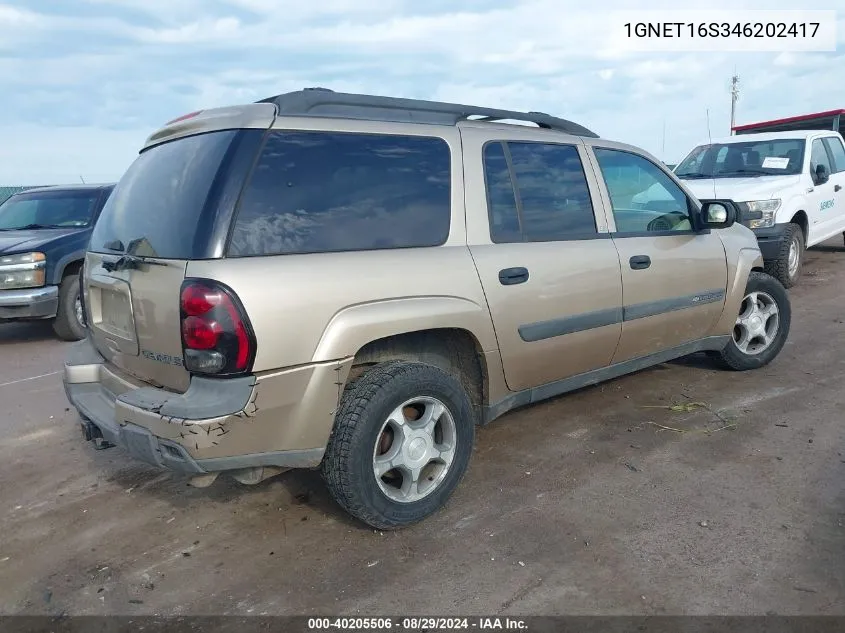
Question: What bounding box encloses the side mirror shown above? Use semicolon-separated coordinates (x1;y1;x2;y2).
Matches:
814;164;830;185
697;199;737;229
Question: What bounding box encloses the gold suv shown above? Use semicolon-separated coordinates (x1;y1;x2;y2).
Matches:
63;88;791;529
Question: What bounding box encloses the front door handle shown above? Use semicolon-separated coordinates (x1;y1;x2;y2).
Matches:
629;255;651;270
498;267;529;285
835;184;842;192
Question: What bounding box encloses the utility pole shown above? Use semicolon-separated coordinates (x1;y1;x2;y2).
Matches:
730;73;740;135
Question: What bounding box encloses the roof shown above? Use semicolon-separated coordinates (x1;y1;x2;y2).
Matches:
0;183;115;205
732;109;845;133
257;87;599;138
708;130;836;144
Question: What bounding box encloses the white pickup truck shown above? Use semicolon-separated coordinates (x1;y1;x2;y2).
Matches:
672;129;845;287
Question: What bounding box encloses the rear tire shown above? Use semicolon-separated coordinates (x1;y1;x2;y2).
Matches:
52;274;86;342
764;223;803;288
321;360;475;530
717;271;790;371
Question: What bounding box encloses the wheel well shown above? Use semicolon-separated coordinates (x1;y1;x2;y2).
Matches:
790;211;808;240
61;260;82;279
350;328;488;424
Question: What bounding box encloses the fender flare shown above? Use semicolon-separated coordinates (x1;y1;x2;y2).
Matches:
51;250;86;285
311;295;498;363
713;246;764;335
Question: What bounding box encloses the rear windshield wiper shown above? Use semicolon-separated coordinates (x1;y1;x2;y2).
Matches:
100;237;166;272
101;254;167;272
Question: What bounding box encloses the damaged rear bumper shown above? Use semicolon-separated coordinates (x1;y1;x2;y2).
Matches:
62;338;345;475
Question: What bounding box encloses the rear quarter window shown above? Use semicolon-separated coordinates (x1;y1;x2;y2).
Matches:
228;131;452;257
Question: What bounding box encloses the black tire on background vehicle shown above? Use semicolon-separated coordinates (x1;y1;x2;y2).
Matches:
716;271;790;371
321;360;475;530
52;274;86;341
764;222;804;288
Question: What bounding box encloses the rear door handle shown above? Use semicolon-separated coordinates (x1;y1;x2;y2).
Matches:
498;267;529;285
629;255;651;270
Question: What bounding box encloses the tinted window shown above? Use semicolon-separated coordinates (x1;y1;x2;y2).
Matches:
483;142;521;243
482;141;596;242
90;130;239;258
822;137;845;173
810;139;832;175
228;131;451;257
0;190;100;230
594;148;693;233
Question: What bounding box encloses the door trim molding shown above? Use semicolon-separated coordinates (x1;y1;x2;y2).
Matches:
517;289;726;343
483;335;731;424
624;288;725;321
518;306;623;342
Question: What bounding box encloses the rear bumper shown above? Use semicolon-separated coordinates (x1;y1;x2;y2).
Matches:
62;338;353;474
751;224;788;260
0;285;58;320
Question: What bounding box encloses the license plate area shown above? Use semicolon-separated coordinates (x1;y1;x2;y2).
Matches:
99;288;133;336
88;274;139;356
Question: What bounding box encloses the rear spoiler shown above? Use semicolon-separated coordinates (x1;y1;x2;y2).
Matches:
142;103;278;151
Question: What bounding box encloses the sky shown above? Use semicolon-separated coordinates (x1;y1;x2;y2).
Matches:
1;0;843;185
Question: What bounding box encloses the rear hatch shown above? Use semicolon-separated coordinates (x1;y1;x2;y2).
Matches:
83;105;273;392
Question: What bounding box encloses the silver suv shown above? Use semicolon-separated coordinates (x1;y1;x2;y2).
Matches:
63;88;791;529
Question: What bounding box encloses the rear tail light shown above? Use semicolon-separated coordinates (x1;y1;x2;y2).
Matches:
179;279;256;376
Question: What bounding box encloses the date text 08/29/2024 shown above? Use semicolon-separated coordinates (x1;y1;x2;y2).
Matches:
306;617;529;631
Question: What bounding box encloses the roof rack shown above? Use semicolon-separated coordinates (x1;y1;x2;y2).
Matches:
256;87;598;138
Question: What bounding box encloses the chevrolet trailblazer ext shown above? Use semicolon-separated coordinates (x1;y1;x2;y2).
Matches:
63;89;791;529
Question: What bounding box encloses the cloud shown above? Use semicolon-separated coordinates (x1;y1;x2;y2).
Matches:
1;0;844;184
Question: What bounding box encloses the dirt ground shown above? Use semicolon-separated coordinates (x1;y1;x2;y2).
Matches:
1;241;844;618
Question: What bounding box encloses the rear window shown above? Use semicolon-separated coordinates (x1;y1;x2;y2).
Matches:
89;130;239;259
0;189;100;230
228;131;451;257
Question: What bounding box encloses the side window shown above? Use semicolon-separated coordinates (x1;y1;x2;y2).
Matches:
508;143;596;240
810;139;833;175
822;137;845;173
594;148;693;234
229;131;451;256
482;141;597;242
483;142;521;243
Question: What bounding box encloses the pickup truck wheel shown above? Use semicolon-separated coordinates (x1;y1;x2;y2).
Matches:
717;272;790;371
52;274;86;341
764;223;803;288
321;360;475;530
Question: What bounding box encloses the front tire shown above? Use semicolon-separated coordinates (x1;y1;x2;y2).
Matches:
321;361;475;530
764;222;803;288
52;274;86;341
717;271;790;371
